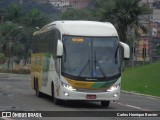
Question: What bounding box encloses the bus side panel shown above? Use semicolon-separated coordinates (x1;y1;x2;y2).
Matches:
31;54;35;89
40;55;58;96
30;53;44;91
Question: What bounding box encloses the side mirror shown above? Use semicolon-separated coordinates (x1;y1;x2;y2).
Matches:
57;40;63;57
120;42;130;60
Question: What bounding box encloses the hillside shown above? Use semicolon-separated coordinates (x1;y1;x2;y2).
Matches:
122;62;160;97
0;0;60;20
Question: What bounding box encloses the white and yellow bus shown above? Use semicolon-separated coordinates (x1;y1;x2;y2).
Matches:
31;21;130;108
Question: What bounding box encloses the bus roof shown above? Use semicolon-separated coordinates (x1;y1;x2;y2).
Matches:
34;21;118;37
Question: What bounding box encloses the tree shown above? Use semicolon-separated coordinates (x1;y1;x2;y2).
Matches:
7;4;24;23
0;1;53;70
93;0;150;43
0;8;6;23
0;22;25;69
24;8;50;28
20;8;51;61
60;8;97;21
0;53;6;64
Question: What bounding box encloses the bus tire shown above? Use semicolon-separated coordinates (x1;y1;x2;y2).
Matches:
51;83;61;105
35;79;43;97
101;101;110;108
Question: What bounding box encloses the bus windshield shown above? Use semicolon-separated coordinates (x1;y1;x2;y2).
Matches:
61;35;120;81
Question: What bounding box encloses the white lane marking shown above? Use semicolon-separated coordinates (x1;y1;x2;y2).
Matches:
115;102;150;111
125;105;145;110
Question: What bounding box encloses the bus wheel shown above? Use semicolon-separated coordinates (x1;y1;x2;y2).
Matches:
101;101;110;108
51;83;61;105
35;80;42;97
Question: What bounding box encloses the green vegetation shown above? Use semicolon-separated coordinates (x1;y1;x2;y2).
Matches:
122;62;160;97
61;0;150;43
0;0;154;73
0;23;25;69
95;0;150;43
60;8;98;21
157;45;160;55
0;2;52;69
0;53;6;64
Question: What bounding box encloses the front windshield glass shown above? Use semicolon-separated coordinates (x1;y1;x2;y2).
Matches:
61;35;120;80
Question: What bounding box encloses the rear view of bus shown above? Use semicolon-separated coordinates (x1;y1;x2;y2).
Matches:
31;21;130;108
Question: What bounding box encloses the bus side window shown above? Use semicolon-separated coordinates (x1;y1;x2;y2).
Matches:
32;35;39;53
48;29;60;57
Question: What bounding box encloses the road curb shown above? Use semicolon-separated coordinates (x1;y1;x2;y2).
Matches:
121;90;160;100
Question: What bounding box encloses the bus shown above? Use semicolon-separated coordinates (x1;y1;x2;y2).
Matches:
31;21;130;108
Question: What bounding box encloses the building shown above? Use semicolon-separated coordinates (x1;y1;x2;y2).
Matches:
140;0;160;21
134;21;160;62
33;0;49;3
49;0;90;11
132;0;160;62
69;0;90;9
18;0;90;11
19;0;49;4
49;0;69;7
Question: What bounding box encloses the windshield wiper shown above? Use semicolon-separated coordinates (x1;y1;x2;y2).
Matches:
98;63;107;78
94;51;107;78
62;43;71;72
78;59;90;76
115;45;119;64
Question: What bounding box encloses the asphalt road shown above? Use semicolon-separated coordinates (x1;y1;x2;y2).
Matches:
0;73;160;120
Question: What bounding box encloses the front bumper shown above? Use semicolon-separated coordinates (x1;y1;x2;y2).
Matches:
57;85;120;101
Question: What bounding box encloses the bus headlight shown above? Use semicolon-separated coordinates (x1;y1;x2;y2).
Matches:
107;84;120;92
61;82;76;91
